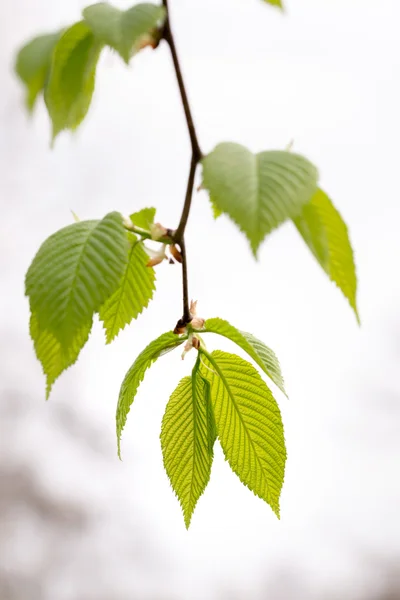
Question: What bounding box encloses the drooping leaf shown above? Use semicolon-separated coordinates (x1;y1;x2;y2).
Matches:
30;313;92;399
45;21;103;139
201;142;318;255
117;331;185;457
83;2;166;64
15;31;61;111
200;350;286;517
202;317;286;395
161;358;215;528
99;234;156;343
293;188;359;321
129;207;156;231
25;212;128;349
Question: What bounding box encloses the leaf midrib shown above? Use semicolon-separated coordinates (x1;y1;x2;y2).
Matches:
202;350;274;505
63;221;99;338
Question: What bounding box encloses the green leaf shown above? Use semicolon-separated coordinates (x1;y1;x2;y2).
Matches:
45;21;103;139
129;207;156;231
201;142;318;255
15;31;61;111
30;313;92;399
293;188;359;321
263;0;283;8
117;331;185;457
161;358;215;528
25;212;128;349
83;2;166;64
99;234;156;343
202;317;286;396
200;350;286;517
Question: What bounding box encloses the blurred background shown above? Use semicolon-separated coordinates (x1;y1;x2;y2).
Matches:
1;0;400;598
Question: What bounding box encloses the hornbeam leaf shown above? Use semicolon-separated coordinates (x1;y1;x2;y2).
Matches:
99;207;157;342
161;358;215;528
25;212;128;349
293;188;359;321
30;313;92;399
201;142;318;255
203;317;286;395
45;21;103;139
117;331;185;457
15;31;61;111
83;2;166;64
99;235;156;343
200;350;286;517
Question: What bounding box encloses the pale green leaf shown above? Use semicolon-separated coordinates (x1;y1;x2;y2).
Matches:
201;142;318;255
30;313;92;399
117;331;185;457
203;317;286;395
25;212;128;349
161;358;215;528
83;2;166;64
293;188;359;321
200;350;286;517
129;207;156;230
99;233;156;343
45;21;103;139
15;31;61;111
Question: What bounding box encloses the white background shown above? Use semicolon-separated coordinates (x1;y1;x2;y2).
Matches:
1;0;400;598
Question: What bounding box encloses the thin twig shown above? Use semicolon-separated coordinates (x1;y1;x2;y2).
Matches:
162;0;202;328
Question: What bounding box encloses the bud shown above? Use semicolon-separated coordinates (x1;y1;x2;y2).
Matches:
150;222;168;241
122;215;134;230
145;244;167;267
189;300;198;316
170;244;183;263
191;317;205;329
181;334;200;359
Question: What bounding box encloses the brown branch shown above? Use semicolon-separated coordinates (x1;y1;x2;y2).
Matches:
162;0;202;328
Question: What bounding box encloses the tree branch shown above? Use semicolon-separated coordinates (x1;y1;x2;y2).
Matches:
162;0;202;328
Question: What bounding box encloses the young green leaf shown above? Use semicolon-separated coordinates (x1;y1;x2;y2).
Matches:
201;142;318;255
202;317;286;395
99;207;157;342
200;350;286;517
25;212;128;349
161;358;216;528
15;31;61;111
129;207;156;231
99;234;156;343
30;313;92;399
45;21;103;139
117;331;186;457
293;188;359;321
83;2;166;64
